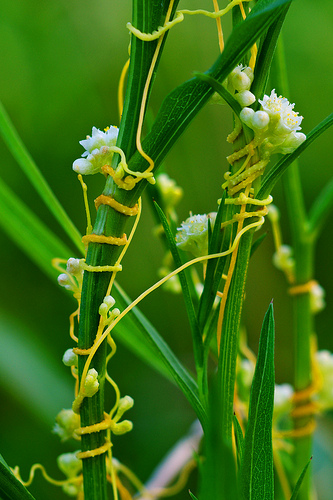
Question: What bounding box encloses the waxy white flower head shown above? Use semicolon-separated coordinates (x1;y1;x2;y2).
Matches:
240;90;306;157
175;212;216;258
73;126;119;175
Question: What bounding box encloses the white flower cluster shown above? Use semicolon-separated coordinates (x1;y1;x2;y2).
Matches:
240;89;306;156
73;126;119;175
175;213;216;258
227;65;256;108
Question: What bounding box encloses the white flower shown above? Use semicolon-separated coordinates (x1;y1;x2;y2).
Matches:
272;245;295;275
259;90;303;134
62;348;78;367
176;213;216;257
73;126;119;175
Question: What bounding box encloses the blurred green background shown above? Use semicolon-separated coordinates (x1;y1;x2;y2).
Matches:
0;0;333;498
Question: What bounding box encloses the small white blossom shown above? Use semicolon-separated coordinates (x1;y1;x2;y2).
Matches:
73;126;119;175
240;90;306;157
176;213;216;258
274;383;294;414
272;245;295;275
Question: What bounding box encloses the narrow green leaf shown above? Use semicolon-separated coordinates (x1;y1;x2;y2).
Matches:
193;72;242;117
0;177;76;281
257;113;333;200
0;455;36;500
241;303;275;500
250;232;267;257
233;414;245;469
197;193;229;329
251;6;290;103
189;492;199;500
308;175;333;237
153;201;203;368
289;458;312;500
0;100;84;254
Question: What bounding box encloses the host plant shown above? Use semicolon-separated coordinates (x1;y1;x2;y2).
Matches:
0;1;332;500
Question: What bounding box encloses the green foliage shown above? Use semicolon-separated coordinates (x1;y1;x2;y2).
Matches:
0;455;36;500
241;303;275;500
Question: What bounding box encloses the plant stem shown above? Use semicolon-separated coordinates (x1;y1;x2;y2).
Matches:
274;36;314;500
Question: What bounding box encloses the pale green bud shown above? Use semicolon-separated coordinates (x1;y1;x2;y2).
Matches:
66;258;81;275
53;409;80;441
267;204;280;223
115;396;134;421
57;452;82;478
251;111;270;130
84;369;99;397
310;283;326;314
111;420;133;435
103;295;116;308
62;349;78;367
272;245;295;275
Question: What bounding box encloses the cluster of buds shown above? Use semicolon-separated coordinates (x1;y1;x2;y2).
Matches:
53;408;80;442
227;64;256;108
99;295;120;325
72;126;119;175
240;89;306;157
314;350;333;410
57;258;83;296
175;212;216;258
110;396;134;435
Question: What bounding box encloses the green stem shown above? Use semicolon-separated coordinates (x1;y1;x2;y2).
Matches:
274;36;314;500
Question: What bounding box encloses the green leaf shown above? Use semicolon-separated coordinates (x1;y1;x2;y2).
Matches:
0;454;36;500
0;100;84;254
193;72;242;116
0;176;76;281
153;201;203;368
308;175;333;237
112;283;207;429
251;5;291;103
197;192;229;329
0;312;74;426
189;492;199;500
241;303;275;500
257;113;333;200
233;414;245;469
289;458;312;500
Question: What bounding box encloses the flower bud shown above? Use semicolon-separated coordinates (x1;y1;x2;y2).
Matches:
235;90;256;107
57;452;82;478
84;369;99;397
239;107;255;127
111;420;133;435
54;409;80;441
62;349;78;367
251;111;270;130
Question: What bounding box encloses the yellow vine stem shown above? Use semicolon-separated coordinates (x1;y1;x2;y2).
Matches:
78;174;92;235
134;0;176;178
213;0;224;52
12;464;82;489
118;58;130;121
78;216;265;394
